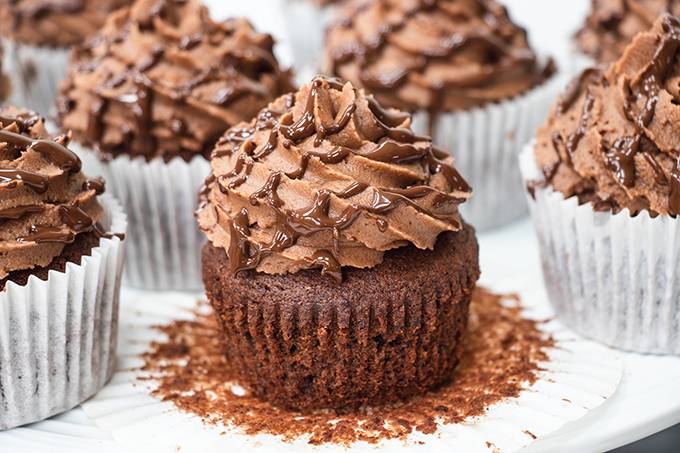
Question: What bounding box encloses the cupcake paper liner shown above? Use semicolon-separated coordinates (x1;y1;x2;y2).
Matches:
519;145;680;355
74;144;210;291
80;289;622;453
1;39;70;116
282;0;338;81
0;195;127;431
411;72;565;231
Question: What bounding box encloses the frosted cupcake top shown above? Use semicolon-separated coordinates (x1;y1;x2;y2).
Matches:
576;0;680;64
535;14;680;216
0;107;106;280
197;76;471;282
0;0;133;47
56;0;294;162
324;0;553;113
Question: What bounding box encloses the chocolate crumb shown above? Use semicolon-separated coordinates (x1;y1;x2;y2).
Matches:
141;288;554;446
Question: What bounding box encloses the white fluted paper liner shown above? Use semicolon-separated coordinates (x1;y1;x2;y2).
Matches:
519;145;680;355
73;143;211;291
81;289;622;453
0;195;127;431
282;1;339;82
412;72;566;232
1;39;70;116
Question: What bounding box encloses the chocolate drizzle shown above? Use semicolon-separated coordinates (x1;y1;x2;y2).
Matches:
198;76;472;282
0;109;108;273
537;14;680;216
326;0;554;123
56;1;294;162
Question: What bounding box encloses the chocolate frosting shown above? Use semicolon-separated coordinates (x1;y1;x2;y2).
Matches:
0;0;133;47
535;14;680;216
56;0;295;162
576;0;680;64
0;106;107;280
323;0;553;114
197;76;472;282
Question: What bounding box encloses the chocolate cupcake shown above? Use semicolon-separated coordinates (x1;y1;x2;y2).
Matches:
576;0;680;65
323;0;560;231
56;0;295;289
198;76;480;411
520;15;680;354
0;0;132;114
0;107;126;429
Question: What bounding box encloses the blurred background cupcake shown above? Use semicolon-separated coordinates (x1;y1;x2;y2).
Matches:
282;0;344;81
0;0;132;115
521;14;680;355
56;0;295;290
0;107;126;430
324;0;561;231
572;0;680;71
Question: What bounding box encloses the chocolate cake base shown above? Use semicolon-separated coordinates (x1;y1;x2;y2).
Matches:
0;232;101;291
202;224;480;412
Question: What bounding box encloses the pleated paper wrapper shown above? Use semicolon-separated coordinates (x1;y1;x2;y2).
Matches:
75;144;211;291
0;195;127;431
519;145;680;355
412;72;566;231
1;39;70;116
81;289;622;453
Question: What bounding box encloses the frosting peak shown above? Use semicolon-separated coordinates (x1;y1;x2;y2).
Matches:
57;0;295;162
324;0;553;113
0;107;106;281
535;14;680;216
197;76;471;282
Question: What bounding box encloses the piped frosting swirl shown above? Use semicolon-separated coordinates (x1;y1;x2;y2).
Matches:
576;0;680;64
197;76;471;282
535;14;680;216
56;0;295;162
0;0;133;47
324;0;554;114
0;107;107;280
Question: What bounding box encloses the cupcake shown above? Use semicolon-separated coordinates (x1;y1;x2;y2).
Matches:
198;76;480;411
575;0;680;66
324;0;560;230
56;0;295;290
0;0;132;114
0;107;126;430
282;0;343;80
520;14;680;355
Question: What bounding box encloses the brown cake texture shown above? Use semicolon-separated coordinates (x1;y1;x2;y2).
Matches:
202;226;478;411
198;76;480;411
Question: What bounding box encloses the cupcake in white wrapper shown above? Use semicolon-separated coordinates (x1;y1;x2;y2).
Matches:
324;0;560;231
55;0;294;290
520;147;680;355
0;108;127;430
520;15;680;354
0;195;127;430
0;0;134;115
